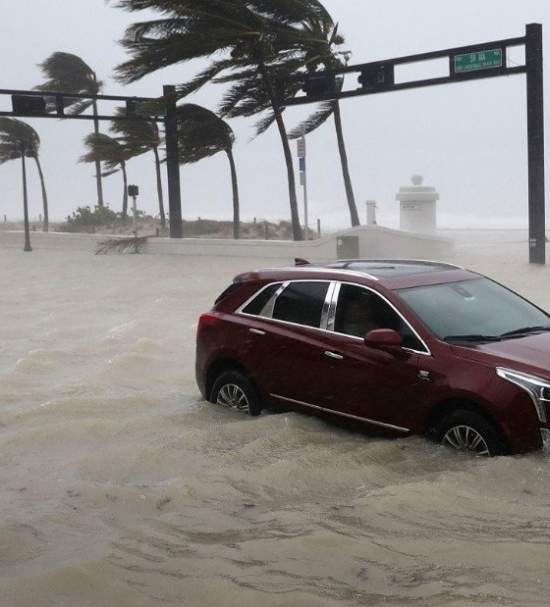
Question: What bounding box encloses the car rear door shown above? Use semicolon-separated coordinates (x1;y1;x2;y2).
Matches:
244;280;353;410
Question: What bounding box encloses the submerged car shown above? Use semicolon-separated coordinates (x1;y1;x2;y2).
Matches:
196;259;550;457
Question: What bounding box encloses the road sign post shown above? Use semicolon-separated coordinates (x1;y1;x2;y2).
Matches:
297;136;309;240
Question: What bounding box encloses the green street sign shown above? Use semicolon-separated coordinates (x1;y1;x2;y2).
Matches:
454;49;503;74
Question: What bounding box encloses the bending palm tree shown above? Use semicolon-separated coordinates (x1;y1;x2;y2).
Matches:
288;23;360;227
37;52;105;207
111;0;335;240
176;104;241;239
110;111;166;228
0;118;49;231
80;134;132;219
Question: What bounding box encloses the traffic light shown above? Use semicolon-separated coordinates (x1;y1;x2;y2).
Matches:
12;95;47;116
302;73;338;98
358;63;394;91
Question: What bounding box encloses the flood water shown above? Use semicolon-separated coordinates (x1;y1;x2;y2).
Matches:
1;244;550;606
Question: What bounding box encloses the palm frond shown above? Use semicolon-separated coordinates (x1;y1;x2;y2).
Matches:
288;101;335;139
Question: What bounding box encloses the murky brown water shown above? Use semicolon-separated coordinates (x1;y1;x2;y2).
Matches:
1;245;550;606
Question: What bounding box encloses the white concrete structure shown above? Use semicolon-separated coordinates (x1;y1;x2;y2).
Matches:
0;225;454;261
396;175;440;234
366;201;378;226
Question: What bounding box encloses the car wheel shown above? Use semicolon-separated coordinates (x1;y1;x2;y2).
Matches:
434;409;504;457
210;370;262;416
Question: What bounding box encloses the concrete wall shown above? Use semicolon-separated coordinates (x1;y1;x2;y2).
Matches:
0;225;454;261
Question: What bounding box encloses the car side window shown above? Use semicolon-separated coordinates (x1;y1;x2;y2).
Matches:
334;284;426;351
272;281;330;328
242;283;282;317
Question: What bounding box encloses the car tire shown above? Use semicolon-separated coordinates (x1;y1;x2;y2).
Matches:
434;409;505;457
210;370;262;417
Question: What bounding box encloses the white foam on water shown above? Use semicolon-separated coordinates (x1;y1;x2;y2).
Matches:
1;242;550;606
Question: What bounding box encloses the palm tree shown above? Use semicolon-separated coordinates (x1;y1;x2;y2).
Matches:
110;111;166;228
0;118;49;231
111;0;336;240
176;104;241;239
80;134;131;218
288;23;360;227
36;52;105;208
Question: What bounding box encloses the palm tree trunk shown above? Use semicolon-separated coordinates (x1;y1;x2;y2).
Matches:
121;161;128;219
256;55;302;241
153;147;166;229
225;147;240;240
92;99;104;208
333;101;360;227
33;155;49;232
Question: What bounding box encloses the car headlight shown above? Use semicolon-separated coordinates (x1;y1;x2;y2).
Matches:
496;368;550;423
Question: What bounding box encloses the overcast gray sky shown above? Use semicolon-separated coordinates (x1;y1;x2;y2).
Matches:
1;0;550;229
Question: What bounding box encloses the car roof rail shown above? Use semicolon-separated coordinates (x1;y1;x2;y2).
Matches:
331;259;464;270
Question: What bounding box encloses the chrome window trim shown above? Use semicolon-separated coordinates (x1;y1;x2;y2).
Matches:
270;393;410;433
264;282;290;318
329;280;432;356
327;282;341;332
236;281;285;317
320;282;336;330
237;279;333;333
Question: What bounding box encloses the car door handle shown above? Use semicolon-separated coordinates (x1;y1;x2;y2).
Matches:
249;328;266;336
324;351;344;360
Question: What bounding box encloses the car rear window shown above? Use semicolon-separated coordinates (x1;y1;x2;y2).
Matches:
214;282;242;305
273;282;330;328
242;283;282;316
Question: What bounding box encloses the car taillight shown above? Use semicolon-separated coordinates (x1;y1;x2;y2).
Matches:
198;313;219;330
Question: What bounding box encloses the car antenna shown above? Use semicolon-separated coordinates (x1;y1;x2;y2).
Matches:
295;258;311;267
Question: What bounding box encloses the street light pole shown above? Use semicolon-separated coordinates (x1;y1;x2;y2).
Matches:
20;143;32;252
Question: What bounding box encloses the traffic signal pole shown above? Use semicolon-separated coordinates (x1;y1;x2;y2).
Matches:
163;85;183;239
526;24;546;264
286;24;546;264
0;85;185;241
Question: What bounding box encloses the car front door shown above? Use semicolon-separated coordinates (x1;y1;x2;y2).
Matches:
310;283;430;433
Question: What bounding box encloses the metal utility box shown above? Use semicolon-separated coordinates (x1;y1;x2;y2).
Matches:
337;236;359;260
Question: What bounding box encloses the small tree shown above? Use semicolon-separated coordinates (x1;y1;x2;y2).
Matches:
0;118;49;231
80;134;132;218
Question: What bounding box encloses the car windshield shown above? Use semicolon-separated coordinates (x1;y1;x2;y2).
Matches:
397;278;550;341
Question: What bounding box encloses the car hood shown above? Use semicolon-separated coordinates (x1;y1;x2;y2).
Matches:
452;332;550;380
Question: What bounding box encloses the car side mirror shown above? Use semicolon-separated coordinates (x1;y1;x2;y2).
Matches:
365;328;402;349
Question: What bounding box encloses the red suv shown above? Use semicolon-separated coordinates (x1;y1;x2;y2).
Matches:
196;259;550;457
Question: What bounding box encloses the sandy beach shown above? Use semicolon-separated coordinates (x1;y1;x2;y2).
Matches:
1;236;550;606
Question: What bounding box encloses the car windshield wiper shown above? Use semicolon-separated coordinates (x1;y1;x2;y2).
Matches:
500;325;550;338
443;334;502;343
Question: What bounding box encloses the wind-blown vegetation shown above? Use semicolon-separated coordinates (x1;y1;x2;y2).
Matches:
0;117;49;231
110;110;166;228
80;133;133;219
37;52;106;208
176;104;241;239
